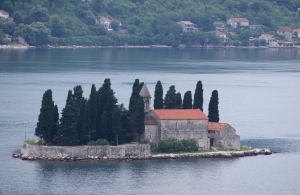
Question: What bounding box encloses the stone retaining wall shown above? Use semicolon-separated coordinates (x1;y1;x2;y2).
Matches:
20;143;150;160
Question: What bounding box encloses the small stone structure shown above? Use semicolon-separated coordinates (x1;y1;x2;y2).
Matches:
21;143;150;160
140;83;240;150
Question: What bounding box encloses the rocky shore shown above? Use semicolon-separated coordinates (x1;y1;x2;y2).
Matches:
12;148;272;162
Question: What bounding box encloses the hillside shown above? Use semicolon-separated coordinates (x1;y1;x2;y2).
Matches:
0;0;300;46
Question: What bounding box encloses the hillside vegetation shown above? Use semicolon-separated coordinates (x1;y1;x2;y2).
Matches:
0;0;300;46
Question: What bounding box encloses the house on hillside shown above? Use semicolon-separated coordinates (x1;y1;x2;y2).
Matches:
178;21;197;32
96;16;122;31
227;18;249;28
0;10;9;19
215;30;226;39
292;29;300;38
140;83;240;150
259;34;278;46
214;21;226;32
277;27;293;41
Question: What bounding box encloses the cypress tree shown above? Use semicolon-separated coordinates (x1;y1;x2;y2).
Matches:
194;81;204;111
51;105;59;144
97;79;117;141
164;85;176;109
112;107;122;145
88;84;97;141
66;90;72;105
35;89;55;144
77;98;87;145
134;96;145;140
182;91;193;109
129;79;140;114
100;111;108;141
72;85;83;105
59;99;80;145
175;92;182;109
154;80;163;109
208;90;219;122
120;105;132;143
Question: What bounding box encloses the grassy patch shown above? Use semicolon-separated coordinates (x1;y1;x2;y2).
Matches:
25;139;45;146
239;145;253;151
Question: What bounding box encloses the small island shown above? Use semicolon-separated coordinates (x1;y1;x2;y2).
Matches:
14;79;272;161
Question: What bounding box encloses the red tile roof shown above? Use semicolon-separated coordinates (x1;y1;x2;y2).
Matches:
152;109;208;120
293;29;300;33
145;117;157;125
230;18;249;22
277;27;292;32
208;122;227;132
215;30;225;35
181;21;193;25
0;10;9;15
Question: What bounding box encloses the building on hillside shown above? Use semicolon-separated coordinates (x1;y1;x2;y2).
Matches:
227;18;249;28
213;21;226;32
277;27;293;41
0;10;9;19
278;41;294;47
292;29;300;38
215;30;227;39
178;21;197;32
259;34;278;46
140;83;240;150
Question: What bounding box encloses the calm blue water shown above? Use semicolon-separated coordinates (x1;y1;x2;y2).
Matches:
1;48;300;194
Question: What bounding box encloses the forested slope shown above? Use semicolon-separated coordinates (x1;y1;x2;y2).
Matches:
0;0;300;46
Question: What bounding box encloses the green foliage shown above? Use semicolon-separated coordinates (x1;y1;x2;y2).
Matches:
182;91;192;109
154;80;163;109
111;20;119;31
50;14;67;38
35;89;55;144
1;1;14;14
129;79;140;114
208;90;219;122
174;92;182;109
13;11;23;25
30;5;50;23
88;139;109;145
134;96;145;139
112;107;122;145
2;22;16;35
164;85;176;109
193;81;203;111
157;138;199;153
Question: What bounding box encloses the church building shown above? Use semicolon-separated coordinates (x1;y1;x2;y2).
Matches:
140;83;240;150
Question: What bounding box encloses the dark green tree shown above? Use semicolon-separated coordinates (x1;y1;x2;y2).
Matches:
129;79;140;114
59;99;79;145
112;107;122;145
182;91;193;109
35;89;54;144
164;85;176;109
51;105;59;144
87;84;97;141
99;111;108;140
154;80;163;109
208;90;219;122
134;96;145;140
13;11;23;25
97;79;117;141
111;20;120;31
50;14;67;38
77;98;87;145
139;82;144;92
175;92;182;109
193;81;203;111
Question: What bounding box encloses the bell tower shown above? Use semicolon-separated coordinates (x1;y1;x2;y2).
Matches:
139;83;151;112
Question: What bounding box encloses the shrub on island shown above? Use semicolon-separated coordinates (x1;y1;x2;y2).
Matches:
153;138;199;153
87;139;110;146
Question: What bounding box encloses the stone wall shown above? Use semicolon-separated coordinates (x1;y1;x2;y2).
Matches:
160;119;209;150
144;125;159;145
208;125;240;150
21;143;150;159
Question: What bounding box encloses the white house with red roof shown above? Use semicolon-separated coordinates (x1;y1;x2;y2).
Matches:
140;83;240;150
0;10;9;19
178;21;196;32
227;18;249;28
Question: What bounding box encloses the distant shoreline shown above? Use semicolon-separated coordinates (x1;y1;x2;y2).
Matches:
1;44;299;49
